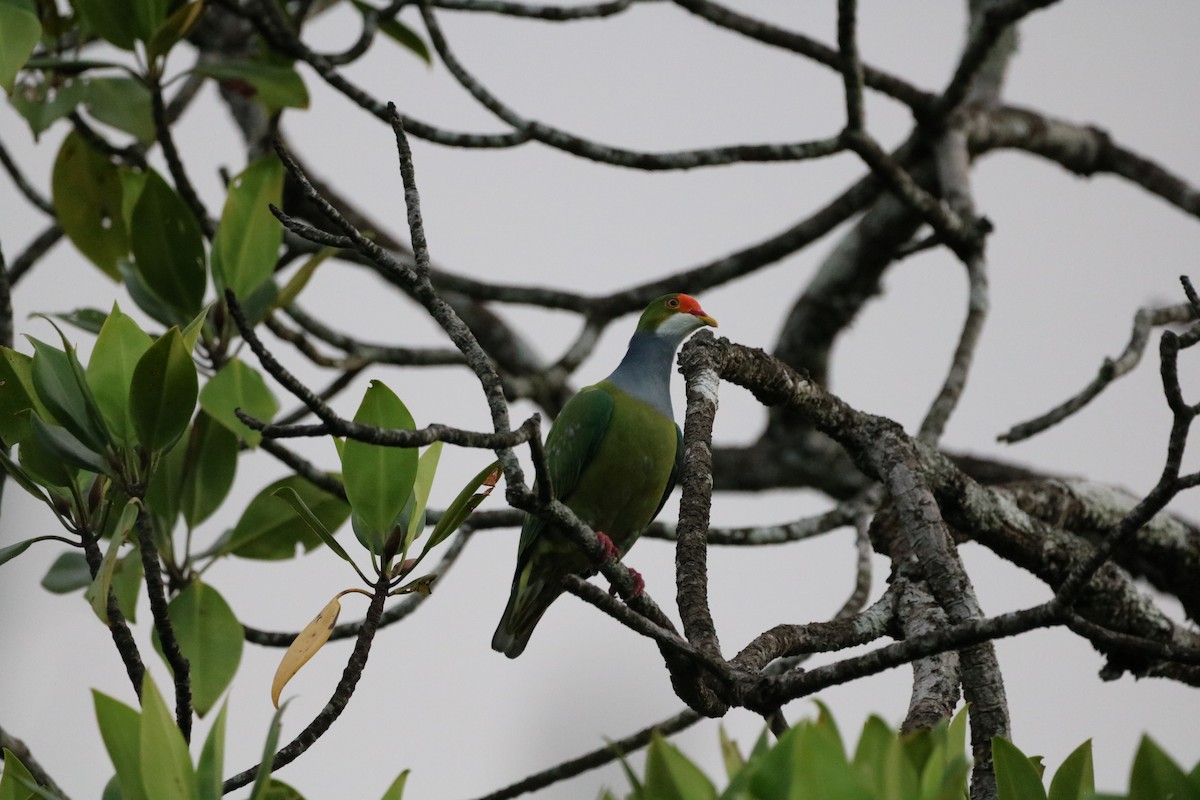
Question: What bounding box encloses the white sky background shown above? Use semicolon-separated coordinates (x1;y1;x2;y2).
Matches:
3;2;1200;799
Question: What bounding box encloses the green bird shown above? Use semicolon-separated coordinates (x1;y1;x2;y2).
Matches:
492;293;718;658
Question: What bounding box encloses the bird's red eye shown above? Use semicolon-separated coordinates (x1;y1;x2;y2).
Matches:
666;297;680;309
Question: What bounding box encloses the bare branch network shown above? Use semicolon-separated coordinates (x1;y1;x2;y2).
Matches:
3;1;1200;800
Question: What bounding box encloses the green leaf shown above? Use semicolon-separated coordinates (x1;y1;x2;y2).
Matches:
228;475;350;560
93;691;147;800
0;1;40;93
18;428;77;488
73;0;138;49
420;459;500;557
51;131;129;278
82;77;155;145
0;747;40;800
248;703;288;800
194;61;309;111
717;726;745;784
85;498;139;624
751;720;873;800
146;428;187;537
853;716;911;800
29;333;111;453
118;169;148;231
1048;740;1094;800
271;486;362;575
181;413;239;528
152;581;243;717
341;381;418;547
259;780;306;800
147;1;204;62
0;445;58;512
994;737;1048;800
379;771;409;800
31;416;110;475
181;304;211;355
111;545;144;623
643;732;716;800
130;327;198;453
198;359;279;447
10;79;85;139
0;347;40;444
196;700;228;800
211;155;284;300
130;171;206;325
1128;736;1198;800
0;538;36;567
351;2;431;65
274;248;337;310
87;303;154;447
51;306;110;335
404;441;441;549
41;551;91;593
139;675;197;800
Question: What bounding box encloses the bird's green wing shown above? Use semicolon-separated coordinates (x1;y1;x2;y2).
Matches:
516;386;614;561
650;423;683;523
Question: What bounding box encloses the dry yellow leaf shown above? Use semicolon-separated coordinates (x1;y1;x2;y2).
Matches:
271;595;342;708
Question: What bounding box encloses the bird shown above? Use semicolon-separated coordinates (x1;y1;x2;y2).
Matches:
492;293;718;658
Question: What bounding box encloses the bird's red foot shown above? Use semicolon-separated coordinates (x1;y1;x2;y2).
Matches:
594;531;620;563
610;567;644;598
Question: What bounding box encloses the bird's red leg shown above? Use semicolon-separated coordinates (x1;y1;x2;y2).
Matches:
594;531;620;562
593;532;644;598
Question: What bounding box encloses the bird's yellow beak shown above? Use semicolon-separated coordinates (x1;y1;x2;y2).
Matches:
691;309;718;328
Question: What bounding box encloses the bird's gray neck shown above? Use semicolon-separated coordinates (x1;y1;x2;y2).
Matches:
605;332;680;418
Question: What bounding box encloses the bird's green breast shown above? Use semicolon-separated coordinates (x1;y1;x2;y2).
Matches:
562;380;677;551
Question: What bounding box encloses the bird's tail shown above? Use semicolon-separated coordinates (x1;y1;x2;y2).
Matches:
491;567;559;659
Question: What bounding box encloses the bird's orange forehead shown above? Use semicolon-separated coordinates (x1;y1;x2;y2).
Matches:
676;294;704;314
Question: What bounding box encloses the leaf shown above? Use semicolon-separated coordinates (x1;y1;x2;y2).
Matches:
180;413;239;528
81;76;155;145
130;170;206;325
10;79;85;139
274;248;337;310
51;306;110;335
87;303;154;447
73;0;138;49
0;538;36;567
853;716;910;800
111;545;144;622
211;155;284;300
0;747;40;800
248;703;288;800
379;771;409;800
31;416;110;475
153;581;244;717
258;780;306;800
419;459;499;557
85;498;139;624
196;700;228;800
147;0;205;62
227;475;349;560
750;720;873;800
718;726;745;783
40;551;91;593
1048;740;1094;800
351;2;431;64
1128;736;1198;800
642;732;715;800
198;358;279;447
341;381;418;548
29;332;111;453
93;691;147;800
271;594;341;707
271;485;361;575
0;346;40;444
993;737;1048;800
404;441;441;549
139;675;198;800
17;422;77;488
194;61;309;111
51;131;129;278
130;327;198;454
146;428;187;537
0;1;40;93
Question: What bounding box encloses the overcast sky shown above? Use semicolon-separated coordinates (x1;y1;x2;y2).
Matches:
3;2;1200;799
